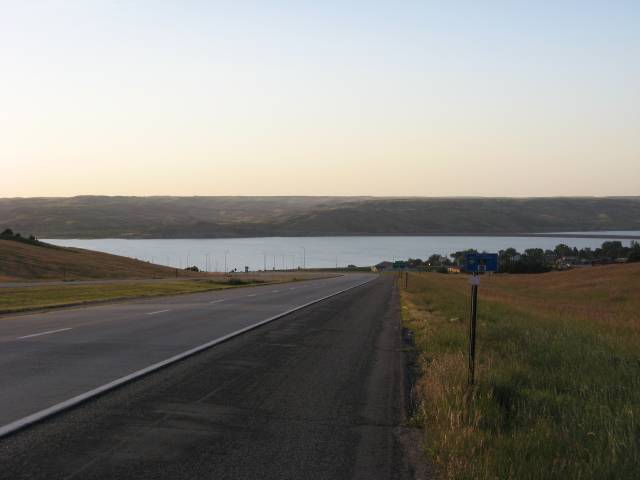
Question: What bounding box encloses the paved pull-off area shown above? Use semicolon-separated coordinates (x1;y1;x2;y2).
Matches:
0;275;414;479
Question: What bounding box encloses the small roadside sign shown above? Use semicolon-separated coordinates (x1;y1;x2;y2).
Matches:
464;252;497;386
465;253;498;273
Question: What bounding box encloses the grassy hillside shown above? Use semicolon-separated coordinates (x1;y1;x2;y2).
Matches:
0;237;194;281
279;197;640;235
400;265;640;479
1;196;640;238
0;196;358;238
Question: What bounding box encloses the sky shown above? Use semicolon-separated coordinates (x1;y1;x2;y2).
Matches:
1;1;639;197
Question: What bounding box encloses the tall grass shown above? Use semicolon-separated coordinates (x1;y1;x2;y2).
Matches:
400;265;640;479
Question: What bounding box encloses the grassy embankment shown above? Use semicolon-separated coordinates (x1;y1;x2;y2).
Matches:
0;278;274;314
399;264;640;479
0;237;202;281
0;272;332;314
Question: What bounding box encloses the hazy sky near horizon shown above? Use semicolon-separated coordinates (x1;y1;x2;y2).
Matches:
2;1;639;198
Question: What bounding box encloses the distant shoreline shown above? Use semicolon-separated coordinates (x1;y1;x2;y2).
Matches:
41;232;640;240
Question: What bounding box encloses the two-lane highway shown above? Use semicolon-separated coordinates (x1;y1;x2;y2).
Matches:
0;273;414;480
0;274;374;432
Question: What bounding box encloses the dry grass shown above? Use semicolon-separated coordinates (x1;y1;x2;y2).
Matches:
0;272;330;314
0;239;198;280
399;264;640;479
0;280;230;313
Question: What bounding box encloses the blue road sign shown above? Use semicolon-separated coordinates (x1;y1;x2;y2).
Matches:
465;253;499;273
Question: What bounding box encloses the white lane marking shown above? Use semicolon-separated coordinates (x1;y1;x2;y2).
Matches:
246;294;257;297
0;275;376;439
18;328;72;340
210;299;225;304
146;309;171;316
289;287;296;290
271;290;280;293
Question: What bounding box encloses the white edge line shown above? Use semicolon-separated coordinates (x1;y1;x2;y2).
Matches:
209;299;225;304
0;276;376;439
18;328;73;339
146;309;170;315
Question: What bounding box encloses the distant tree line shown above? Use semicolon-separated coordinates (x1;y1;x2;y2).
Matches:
1;228;40;245
388;240;640;274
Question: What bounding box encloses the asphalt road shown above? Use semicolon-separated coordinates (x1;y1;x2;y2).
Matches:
0;274;413;479
0;274;372;428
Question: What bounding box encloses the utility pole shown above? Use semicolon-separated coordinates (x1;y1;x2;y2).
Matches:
263;252;267;272
301;246;306;269
224;251;228;273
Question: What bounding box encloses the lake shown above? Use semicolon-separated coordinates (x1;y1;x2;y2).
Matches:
44;234;640;272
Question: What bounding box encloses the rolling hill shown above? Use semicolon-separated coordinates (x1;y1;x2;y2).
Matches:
1;196;640;238
0;237;194;281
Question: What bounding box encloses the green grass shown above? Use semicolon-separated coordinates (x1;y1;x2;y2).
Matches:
399;268;640;479
0;279;261;313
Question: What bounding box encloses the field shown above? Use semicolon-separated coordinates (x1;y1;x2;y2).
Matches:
399;264;640;479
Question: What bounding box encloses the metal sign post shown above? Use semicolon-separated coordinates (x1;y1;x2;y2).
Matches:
468;274;480;385
464;253;498;386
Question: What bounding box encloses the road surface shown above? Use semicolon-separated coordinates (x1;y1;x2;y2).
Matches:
0;274;414;479
0;274;372;428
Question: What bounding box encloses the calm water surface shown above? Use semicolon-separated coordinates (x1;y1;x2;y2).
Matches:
44;234;640;272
